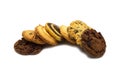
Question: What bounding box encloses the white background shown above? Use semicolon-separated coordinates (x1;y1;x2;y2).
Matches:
0;0;120;80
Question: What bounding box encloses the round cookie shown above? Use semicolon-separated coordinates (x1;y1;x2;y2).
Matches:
60;25;75;44
35;25;57;45
22;30;33;42
81;29;106;58
22;30;45;44
67;20;91;45
45;23;62;42
14;38;43;55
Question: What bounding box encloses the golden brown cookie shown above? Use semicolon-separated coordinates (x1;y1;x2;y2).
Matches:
45;23;62;42
35;25;57;45
22;30;45;44
67;20;91;45
60;25;75;44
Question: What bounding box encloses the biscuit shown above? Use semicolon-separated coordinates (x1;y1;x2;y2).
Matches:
67;20;91;45
22;30;45;44
45;23;62;42
81;29;106;58
35;25;57;45
60;25;75;44
14;38;43;55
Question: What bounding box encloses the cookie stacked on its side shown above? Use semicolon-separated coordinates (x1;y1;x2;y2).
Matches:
14;20;106;58
14;23;62;55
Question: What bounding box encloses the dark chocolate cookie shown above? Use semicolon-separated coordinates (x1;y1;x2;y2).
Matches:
14;38;43;55
81;29;106;58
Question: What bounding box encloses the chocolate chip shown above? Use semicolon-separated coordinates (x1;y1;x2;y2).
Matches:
74;29;78;33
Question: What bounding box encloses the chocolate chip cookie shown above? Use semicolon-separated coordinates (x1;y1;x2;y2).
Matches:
81;29;106;58
67;20;91;45
14;38;43;55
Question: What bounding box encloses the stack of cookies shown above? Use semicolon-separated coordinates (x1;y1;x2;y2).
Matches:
14;20;106;58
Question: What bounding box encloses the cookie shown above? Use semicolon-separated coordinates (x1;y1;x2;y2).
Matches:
60;25;75;44
22;30;45;44
45;23;62;42
35;25;57;45
14;20;106;58
81;29;106;58
14;38;43;55
67;20;91;45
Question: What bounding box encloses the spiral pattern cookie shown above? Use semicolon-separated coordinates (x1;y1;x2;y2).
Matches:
45;23;62;42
